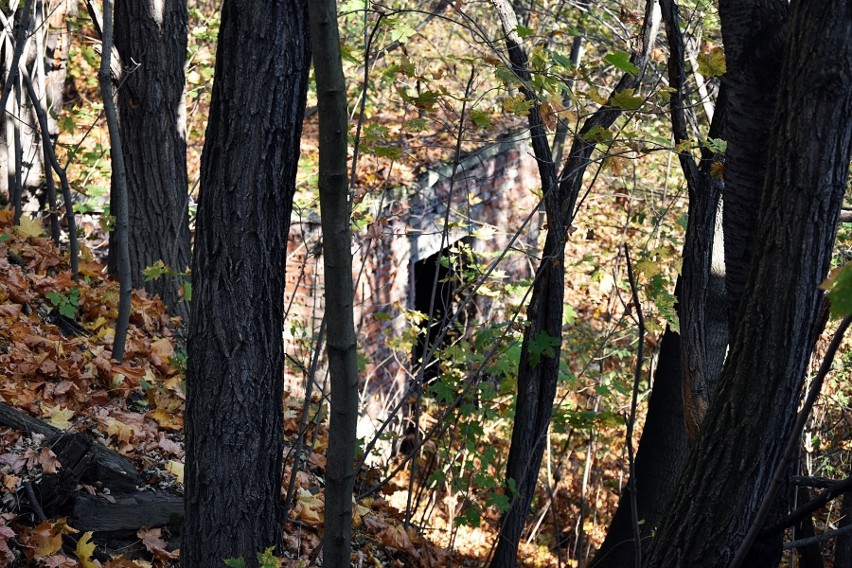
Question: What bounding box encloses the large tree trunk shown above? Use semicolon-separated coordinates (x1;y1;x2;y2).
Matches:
113;0;191;321
643;0;852;565
719;0;787;335
181;1;310;566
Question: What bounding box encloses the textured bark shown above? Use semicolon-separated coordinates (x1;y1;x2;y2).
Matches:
307;2;359;567
181;1;310;566
113;0;191;321
589;325;687;568
719;0;788;335
644;0;852;565
660;0;729;442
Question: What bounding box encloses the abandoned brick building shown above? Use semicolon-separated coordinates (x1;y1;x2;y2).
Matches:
283;134;541;435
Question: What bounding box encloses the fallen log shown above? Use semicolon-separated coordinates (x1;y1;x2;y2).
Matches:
70;490;183;533
0;401;142;493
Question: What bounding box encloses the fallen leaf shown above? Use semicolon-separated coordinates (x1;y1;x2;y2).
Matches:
76;531;101;568
38;447;61;475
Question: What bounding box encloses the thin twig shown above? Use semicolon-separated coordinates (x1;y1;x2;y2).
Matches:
21;68;78;280
783;524;852;551
623;245;644;568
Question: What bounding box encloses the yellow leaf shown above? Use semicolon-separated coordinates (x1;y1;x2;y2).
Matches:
43;406;75;430
76;531;101;568
14;215;45;238
294;490;324;526
165;460;184;484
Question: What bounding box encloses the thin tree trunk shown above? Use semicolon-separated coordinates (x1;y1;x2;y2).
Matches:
488;1;660;565
113;0;191;321
307;1;360;567
98;0;131;362
181;1;310;566
644;1;852;565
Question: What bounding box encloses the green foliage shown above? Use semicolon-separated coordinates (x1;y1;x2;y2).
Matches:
527;330;561;367
821;261;852;317
696;47;726;78
46;288;80;318
224;546;283;568
604;50;640;76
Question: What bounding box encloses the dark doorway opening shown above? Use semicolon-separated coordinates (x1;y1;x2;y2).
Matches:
412;245;458;383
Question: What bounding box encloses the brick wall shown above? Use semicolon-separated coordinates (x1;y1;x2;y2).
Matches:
283;135;541;427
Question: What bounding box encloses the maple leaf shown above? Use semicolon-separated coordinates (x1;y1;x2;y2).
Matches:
44;405;75;429
138;527;179;560
76;531;101;568
26;518;78;559
39;447;62;475
14;215;45;238
0;516;15;564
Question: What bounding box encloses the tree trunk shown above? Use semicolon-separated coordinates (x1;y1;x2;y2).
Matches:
181;1;310;566
719;0;787;335
307;1;360;567
589;325;687;568
643;0;852;565
113;0;191;321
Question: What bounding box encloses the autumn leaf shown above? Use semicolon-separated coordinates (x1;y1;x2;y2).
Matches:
376;523;414;552
76;531;101;568
165;460;184;483
696;47;726;78
39;447;62;475
44;405;75;429
294;489;324;526
14;215;45;238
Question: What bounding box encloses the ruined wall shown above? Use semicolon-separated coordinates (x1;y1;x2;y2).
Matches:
283;135;541;425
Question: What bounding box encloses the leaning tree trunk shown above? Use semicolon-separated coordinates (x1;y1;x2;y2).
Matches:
644;1;852;566
113;0;191;321
181;1;310;567
589;324;688;567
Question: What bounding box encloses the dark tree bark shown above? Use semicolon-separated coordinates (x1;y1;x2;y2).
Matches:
719;0;788;336
589;325;687;568
307;1;359;567
181;1;310;566
644;0;852;565
98;0;131;362
113;0;191;322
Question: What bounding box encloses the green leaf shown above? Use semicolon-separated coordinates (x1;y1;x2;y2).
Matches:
410;90;440;110
702;137;727;154
822;262;852;317
469;109;493;129
696;47;726;78
515;24;534;38
373;145;403;160
551;51;575;70
581;125;612;143
611;88;644;110
604;50;640;76
59;303;76;319
405;118;428;132
182;281;193;302
144;260;168;281
224;559;246;568
527;330;561;367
